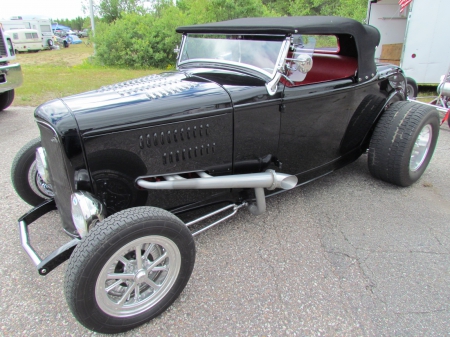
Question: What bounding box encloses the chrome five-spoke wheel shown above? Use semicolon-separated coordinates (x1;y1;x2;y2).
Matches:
95;235;181;317
65;207;195;334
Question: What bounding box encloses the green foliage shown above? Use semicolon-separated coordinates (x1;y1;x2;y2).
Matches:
89;0;369;69
262;0;367;21
98;0;147;23
92;8;185;68
54;16;91;30
93;0;279;68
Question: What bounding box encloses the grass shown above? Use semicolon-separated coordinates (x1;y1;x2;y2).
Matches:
416;86;438;103
13;43;162;107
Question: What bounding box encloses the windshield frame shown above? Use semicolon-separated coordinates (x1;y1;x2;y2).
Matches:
177;33;290;79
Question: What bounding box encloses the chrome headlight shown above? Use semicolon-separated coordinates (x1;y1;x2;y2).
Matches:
35;147;50;184
71;191;106;238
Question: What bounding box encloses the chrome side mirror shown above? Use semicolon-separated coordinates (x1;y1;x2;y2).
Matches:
288;54;313;73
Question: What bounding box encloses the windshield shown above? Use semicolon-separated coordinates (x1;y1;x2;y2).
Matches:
179;34;285;75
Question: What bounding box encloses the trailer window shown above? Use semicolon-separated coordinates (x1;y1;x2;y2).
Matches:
40;25;51;33
12;33;18;40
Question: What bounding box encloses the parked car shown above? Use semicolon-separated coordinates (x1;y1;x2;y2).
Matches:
52;31;82;47
66;34;82;44
0;25;23;111
78;28;89;38
53;30;69;47
12;16;440;334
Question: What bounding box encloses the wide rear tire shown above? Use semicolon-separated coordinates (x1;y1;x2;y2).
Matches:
368;101;440;187
65;207;195;334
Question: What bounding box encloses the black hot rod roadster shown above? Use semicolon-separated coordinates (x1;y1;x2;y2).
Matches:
12;16;440;333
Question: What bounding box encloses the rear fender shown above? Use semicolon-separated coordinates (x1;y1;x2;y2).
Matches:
360;90;405;151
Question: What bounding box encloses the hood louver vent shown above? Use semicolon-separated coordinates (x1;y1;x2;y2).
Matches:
97;74;199;100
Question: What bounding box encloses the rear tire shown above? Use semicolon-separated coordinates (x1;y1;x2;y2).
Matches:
0;90;14;111
65;207;195;334
368;101;440;187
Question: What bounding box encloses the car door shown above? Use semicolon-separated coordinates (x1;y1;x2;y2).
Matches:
224;83;284;174
278;81;357;176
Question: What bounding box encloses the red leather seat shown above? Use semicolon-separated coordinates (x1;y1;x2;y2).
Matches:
287;53;358;86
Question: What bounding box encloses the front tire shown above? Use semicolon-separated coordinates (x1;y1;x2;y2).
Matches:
11;137;54;205
406;77;418;98
0;90;14;111
368;101;440;187
65;207;195;334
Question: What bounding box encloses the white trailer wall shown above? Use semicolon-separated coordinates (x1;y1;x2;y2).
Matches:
367;0;450;84
367;0;407;60
401;0;450;84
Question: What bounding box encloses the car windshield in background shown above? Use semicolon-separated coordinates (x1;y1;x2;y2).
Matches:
179;34;285;76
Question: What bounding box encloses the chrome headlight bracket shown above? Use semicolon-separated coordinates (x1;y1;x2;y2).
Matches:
71;191;106;238
35;147;51;184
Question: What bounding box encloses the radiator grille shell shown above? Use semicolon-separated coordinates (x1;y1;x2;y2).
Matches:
38;121;78;236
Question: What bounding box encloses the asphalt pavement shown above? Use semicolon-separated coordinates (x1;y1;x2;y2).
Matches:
1;106;449;336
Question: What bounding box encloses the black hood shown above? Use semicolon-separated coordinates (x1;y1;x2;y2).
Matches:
57;71;233;136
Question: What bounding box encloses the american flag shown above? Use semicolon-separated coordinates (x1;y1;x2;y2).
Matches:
399;0;413;12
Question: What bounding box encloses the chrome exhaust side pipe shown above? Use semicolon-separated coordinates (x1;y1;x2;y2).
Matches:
136;170;298;216
136;170;297;191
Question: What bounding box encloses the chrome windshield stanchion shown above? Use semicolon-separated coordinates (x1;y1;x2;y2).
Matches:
265;37;292;95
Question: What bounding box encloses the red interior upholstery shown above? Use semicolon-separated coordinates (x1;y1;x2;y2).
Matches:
285;53;358;87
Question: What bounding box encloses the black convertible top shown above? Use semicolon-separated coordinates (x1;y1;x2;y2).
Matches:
177;16;381;83
178;16;366;35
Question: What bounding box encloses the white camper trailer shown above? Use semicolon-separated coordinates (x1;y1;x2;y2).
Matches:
5;28;44;53
0;17;54;49
367;0;450;85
